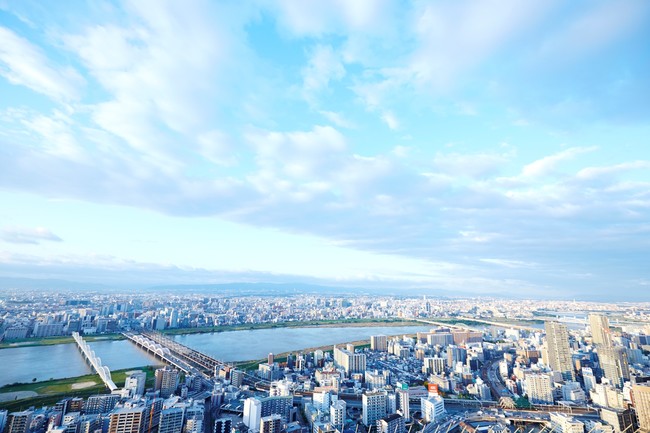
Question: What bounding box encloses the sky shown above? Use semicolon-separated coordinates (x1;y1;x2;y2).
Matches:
0;0;649;300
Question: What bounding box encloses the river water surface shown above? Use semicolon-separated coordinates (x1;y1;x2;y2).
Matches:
1;325;428;387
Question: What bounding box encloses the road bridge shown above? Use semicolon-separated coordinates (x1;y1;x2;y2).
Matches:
72;332;117;391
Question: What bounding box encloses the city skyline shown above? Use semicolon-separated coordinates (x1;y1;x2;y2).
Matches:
1;1;650;299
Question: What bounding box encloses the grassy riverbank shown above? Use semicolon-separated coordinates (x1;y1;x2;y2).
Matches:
0;366;158;412
0;333;125;349
161;318;422;336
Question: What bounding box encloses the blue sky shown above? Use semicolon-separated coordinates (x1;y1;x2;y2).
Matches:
1;0;649;299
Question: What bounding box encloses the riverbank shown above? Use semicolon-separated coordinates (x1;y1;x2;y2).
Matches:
161;318;422;336
0;319;421;350
0;366;158;412
0;333;125;350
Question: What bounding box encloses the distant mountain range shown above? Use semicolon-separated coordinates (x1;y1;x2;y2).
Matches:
0;276;495;298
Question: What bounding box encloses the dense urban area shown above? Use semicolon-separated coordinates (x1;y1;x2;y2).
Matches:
1;291;650;433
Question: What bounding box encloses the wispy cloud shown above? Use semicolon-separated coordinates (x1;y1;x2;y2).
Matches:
1;227;63;245
0;26;85;101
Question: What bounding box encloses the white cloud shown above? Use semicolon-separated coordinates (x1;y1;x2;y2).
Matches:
1;226;63;245
0;26;85;101
521;146;597;178
410;0;553;90
302;45;345;100
272;0;393;37
537;0;650;62
319;111;356;129
575;161;650;181
381;112;399;130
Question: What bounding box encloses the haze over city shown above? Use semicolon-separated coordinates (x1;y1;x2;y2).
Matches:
1;1;650;300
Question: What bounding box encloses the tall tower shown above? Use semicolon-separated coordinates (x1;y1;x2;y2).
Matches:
589;314;613;347
362;391;387;427
155;367;180;398
632;384;650;432
599;346;630;389
545;321;575;381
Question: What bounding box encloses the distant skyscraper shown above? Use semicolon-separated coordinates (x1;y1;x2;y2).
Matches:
589;314;613;347
158;408;184;433
334;346;366;376
108;407;145;433
230;369;244;387
183;406;203;433
377;414;405;433
526;373;554;405
396;388;410;422
600;347;630;389
243;398;262;432
155;366;180;398
213;418;232;433
330;400;346;432
371;335;388;352
634;384;650;417
545;321;575;381
84;394;119;414
259;415;281;433
420;394;445;423
362;391;387;427
268;353;274;365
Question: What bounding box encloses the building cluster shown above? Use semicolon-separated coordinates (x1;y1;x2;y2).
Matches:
2;292;649;343
2;292;650;433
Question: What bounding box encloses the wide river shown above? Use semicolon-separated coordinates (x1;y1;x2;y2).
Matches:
0;325;429;387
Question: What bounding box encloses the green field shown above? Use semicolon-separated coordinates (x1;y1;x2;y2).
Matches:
0;366;159;412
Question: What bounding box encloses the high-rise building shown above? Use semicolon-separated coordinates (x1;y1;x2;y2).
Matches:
396;388;410;422
125;371;147;397
243;398;262;432
4;411;33;433
632;384;650;432
377;414;405;433
599;408;636;433
183;406;204;433
371;335;388;352
158;408;184;433
108;407;145;433
213;418;232;433
230;370;244;388
155;367;180;398
259;415;281;433
583;367;597;392
78;415;101;433
330;400;346;432
589;314;613;347
333;346;366;376
420;394;445;423
526;373;554;405
599;347;630;389
85;394;119;414
422;357;445;375
545;322;575;381
362;391;387;427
